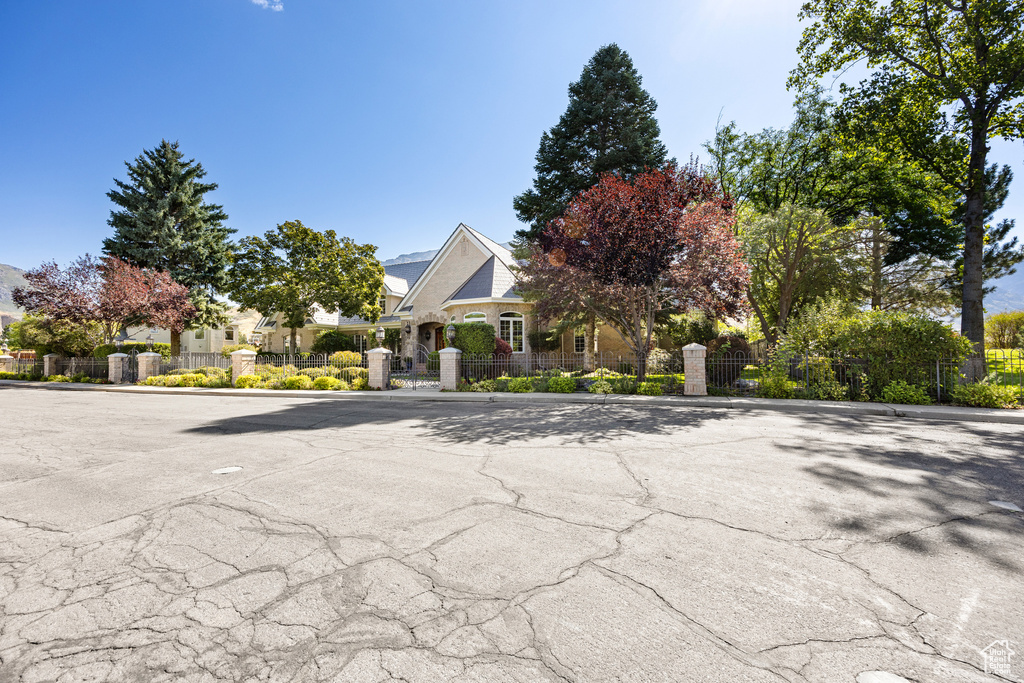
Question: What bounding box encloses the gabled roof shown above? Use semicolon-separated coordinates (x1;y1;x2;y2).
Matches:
396;223;518;312
383;260;431;296
445;255;520;302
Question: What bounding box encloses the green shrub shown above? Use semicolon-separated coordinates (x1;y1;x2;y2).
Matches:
637;381;663;396
756;371;796;399
547;376;576;393
177;373;207;387
71;372;90;383
234;374;262;389
588;380;613;394
94;342;172;359
262;379;284;390
312;330;359;354
341;366;368;382
44;374;71;382
473;379;497;392
0;372;22;380
426;351;440;373
950;381;1020;409
646;348;676;374
985;311;1024;349
329;351;363;368
706;335;752;387
666;311;719;348
527;330;561;353
299;367;328;378
451;323;497;355
350;375;368;391
508;377;533;393
284;375;314;390
609;377;638;394
881;380;932;405
221;344;258;358
313;376;341;390
203;376;230;388
335;378;351;391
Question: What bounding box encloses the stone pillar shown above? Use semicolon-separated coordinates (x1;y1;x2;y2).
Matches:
231;349;257;387
43;353;60;378
439;347;462;392
682;343;707;396
367;347;392;390
107;353;128;384
137;352;162;384
0;355;13;374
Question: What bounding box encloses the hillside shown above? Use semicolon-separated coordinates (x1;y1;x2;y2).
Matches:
0;263;27;319
987;269;1024;313
382;250;438;266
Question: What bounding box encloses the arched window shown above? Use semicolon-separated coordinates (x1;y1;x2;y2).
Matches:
463;312;487;323
499;312;524;353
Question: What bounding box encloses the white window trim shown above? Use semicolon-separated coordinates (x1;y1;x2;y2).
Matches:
499;312;525;354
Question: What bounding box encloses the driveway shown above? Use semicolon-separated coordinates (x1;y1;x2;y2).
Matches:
0;388;1021;682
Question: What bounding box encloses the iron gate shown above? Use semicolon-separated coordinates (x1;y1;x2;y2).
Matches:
391;343;440;390
121;350;139;384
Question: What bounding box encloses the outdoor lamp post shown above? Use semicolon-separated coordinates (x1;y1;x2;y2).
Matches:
445;324;456;345
145;334;154;351
375;326;385;344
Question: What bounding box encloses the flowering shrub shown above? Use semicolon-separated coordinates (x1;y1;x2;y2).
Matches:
234;375;262;389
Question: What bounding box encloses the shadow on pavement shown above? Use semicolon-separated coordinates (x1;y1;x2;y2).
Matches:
181;399;732;445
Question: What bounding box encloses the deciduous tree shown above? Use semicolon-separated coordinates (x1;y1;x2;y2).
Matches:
226;221;384;352
791;0;1024;373
520;166;748;381
12;255;195;345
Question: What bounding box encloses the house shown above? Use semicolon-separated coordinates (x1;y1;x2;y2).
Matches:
122;309;263;354
254;223;639;357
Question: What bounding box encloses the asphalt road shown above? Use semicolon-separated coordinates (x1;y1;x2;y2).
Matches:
0;387;1021;682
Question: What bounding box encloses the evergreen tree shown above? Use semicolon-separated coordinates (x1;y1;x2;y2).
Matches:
513;44;669;242
103;140;235;355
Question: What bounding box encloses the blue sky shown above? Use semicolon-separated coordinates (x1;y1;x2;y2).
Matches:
1;0;1021;269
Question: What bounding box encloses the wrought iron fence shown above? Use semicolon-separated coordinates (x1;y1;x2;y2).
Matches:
8;357;44;377
159;352;231;374
58;357;109;380
252;352;368;385
458;351;688;392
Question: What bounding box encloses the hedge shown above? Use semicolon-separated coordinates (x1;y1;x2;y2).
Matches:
451;323;496;355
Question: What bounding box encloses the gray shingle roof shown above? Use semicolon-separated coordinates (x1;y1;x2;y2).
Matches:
383;260;431;295
446;255;520;302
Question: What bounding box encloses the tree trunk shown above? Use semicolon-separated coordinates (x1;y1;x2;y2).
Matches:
960;120;988;381
290;327;298;355
748;286;776;346
871;218;883;310
170;331;181;356
636;348;647;384
583;315;596;372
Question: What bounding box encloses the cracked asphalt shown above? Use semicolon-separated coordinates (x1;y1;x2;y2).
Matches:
0;388;1021;683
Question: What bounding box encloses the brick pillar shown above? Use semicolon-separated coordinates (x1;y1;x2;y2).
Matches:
137;352;162;384
683;343;707;396
230;349;257;386
43;354;60;378
367;347;392;390
439;347;462;391
107;353;128;384
0;354;13;374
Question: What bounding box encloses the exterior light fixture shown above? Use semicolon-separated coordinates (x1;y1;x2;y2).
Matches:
445;324;456;344
375;326;385;343
424;329;431;341
145;334;154;351
404;323;411;335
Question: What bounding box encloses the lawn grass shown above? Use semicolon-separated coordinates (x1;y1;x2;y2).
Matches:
987;349;1024;387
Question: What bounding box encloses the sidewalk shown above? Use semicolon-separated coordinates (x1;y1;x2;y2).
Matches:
2;379;1022;425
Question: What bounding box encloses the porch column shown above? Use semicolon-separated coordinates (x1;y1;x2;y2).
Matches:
0;354;13;374
367;347;392;390
43;354;60;378
137;352;162;384
107;353;128;384
230;349;257;386
683;343;707;396
439;347;462;391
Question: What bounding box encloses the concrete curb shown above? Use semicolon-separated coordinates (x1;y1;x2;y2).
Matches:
1;380;1022;425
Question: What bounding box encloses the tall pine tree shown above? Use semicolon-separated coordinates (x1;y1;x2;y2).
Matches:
103;140;235;355
513;44;669;242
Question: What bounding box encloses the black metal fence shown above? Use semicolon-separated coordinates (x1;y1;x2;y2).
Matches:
58;357;109;380
159;352;232;374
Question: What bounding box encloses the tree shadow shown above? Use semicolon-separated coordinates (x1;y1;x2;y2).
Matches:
784;413;1024;570
182;398;732;446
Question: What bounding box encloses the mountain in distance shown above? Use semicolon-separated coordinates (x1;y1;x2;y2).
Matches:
382;250;438;266
986;268;1024;313
382;243;513;266
0;263;27;319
